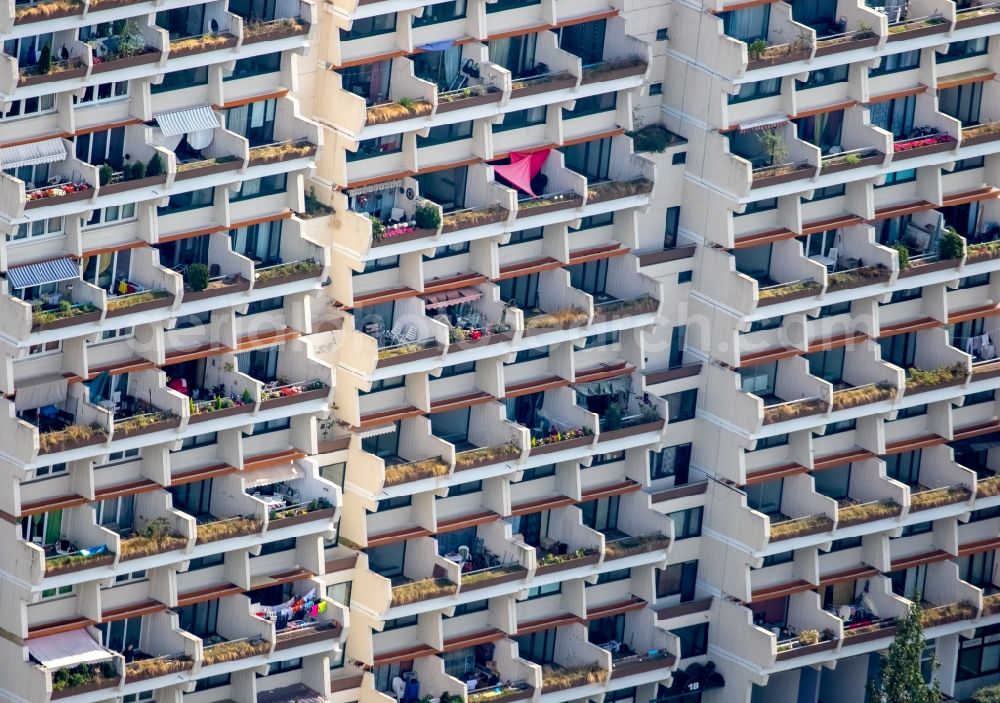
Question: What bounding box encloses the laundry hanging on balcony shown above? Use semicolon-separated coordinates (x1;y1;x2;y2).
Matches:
27;629;113;669
571;374;632;397
154;105;219;151
14;374;68;412
0;138;67;170
6;256;79;290
492;149;551;196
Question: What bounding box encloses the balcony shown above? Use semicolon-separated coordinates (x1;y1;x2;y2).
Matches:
243;16;310;45
955;2;1000;28
167;28;239;59
29;282;104;332
117;499;194;562
121;611;199;684
13;0;83;25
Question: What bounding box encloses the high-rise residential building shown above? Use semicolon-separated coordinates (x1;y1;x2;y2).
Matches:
5;0;1000;699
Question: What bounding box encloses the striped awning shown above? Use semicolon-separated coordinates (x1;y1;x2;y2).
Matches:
358;424;396;438
422;287;481;310
737;115;788;134
7;257;79;289
0;138;67;170
154;106;219;137
27;629;113;669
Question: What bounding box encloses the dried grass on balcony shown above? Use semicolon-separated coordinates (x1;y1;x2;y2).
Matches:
124;655;193;679
390;577;458;605
827;264;891;290
46;550;114;573
838;500;902;526
38;423;107;453
888;16;946;32
963;121;1000;139
249;140;316;162
769;514;834;541
15;0;80;20
243;16;305;37
910;485;971;510
196;517;262;543
115;412;177;434
442;205;508;229
762;397;827;424
169;33;233;53
967;241;1000;263
831;383;896;411
757;279;821;302
366;99;433;125
32;303;98;327
540;664;609;691
455;443;520;468
119;532;187;560
106;290;169;312
524;307;589;329
384;458;450;486
201;638;271;665
920;601;977;627
604;533;671;558
587;177;653;201
978;474;1000;497
255;259;322;282
983;593;1000;616
462;564;526;586
537;547;599;567
377;339;437;361
905;363;968;391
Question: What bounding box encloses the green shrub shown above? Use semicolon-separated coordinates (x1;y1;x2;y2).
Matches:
893;242;910;270
973;684;1000;703
38;43;51;74
604;403;623;430
414;201;441;230
130;160;146;180
369;214;385;240
242;388;253;404
939;228;965;260
184;263;210;292
843;152;861;165
146;152;164;177
748;38;767;60
99;164;113;185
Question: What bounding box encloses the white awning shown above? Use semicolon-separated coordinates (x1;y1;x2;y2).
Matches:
7;257;79;289
246;462;303;488
737;116;789;134
14;374;68;412
0;138;67;170
358;424;396;439
154;106;219;137
27;629;112;669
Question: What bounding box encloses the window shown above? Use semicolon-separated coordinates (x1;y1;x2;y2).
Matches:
664;389;697;422
678;269;692;284
876;168;918;188
809;183;846;201
720;4;770;41
76;81;128;104
486;0;540;13
806;346;845;382
657;560;698;600
672;152;686;165
8;216;63;243
746;479;782;515
187;553;224;571
755;433;788;450
940;36;988;62
152;66;208;93
886;286;922;304
158;187;214;215
240;296;284;316
225;98;277;146
431;241;470;258
668;507;703;539
656;27;668;40
885;450;922;486
85;203;136;228
674;623;709;658
361;255;400;273
226;51;281;80
738;197;778;216
250;417;291;434
504;227;544;246
418;121;473;147
870;49;920;76
819;301;852;317
940;81;983;126
515;629;557;663
869;95;916;139
590;451;624;467
2;93;55;120
230;173;287;201
954;155;986;172
829;536;862;552
584;331;620;348
514;345;548;363
580;496;619;531
650;443;691;483
521;464;556;481
573;212;615;231
813;465;851;500
729;78;781;103
959;624;1000;680
748;315;782;333
341;12;396;40
177;431;217;451
413;0;466;26
523;582;561;600
649;83;663;95
760;551;794;567
321;463;346;489
568;258;608;295
563;137;612;181
563;92;616;119
825;418;856;435
498;273;539;309
796;64;849;89
495;106;546;131
958;272;991;289
383;615;418;631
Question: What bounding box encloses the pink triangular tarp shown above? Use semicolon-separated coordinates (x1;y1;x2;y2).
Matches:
493;149;551;197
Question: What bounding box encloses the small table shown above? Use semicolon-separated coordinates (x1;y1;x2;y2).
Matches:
258;494;287;511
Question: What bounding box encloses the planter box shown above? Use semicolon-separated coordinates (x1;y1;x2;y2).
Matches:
45;552;114;577
105;294;173;318
188;403;253;424
580;62;647;85
962;127;1000;147
905;377;967;395
599;419;664;443
515;196;584;219
460;568;528;592
32;309;101;332
529;435;593;456
892;139;955;161
820;153;883;174
611;656;672;679
39;431;107;455
534;552;600;576
973;361;1000;381
813;35;878;57
15;1;82;24
775;638;838;661
441;208;508;233
242;22;310;45
448;331;514;353
92;50;162;75
751;164;815;189
114;415;181;440
910;490;969;513
509;75;576;98
454;449;521;471
125;659;193;683
51;676;121;700
587;184;654;206
268;506;336;530
770;519;834;542
371;227;437;247
100;174;168;196
182;276;251;302
248;144;317;167
274;623;340;651
254;267;321;289
956;9;1000;27
169;33;238;59
522;320;588;337
25;188;92;210
887;21;950;41
826;271;891;293
87;0;145;9
838;504;902;528
747;48;810;71
470;688;534;703
757;286;821;307
259;385;329;411
19;65;87;86
436;89;503;114
174;158;244;181
376;344;442;368
592;299;659;323
843;624;897;645
897;257;961;278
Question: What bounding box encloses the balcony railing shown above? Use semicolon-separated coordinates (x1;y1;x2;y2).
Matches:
751;160;815;188
124;653;193;683
579;56;647;84
242;16;309;44
887;14;948;40
775;630;838;660
50;660;119;697
837;499;902;528
366;99;433;126
247;139;317;166
201;636;271;666
461;563;528;590
390;577;458;606
820;147;883;173
18;57;86;86
956;2;1000;26
105;289;172;317
904;363;968;394
586;177;653;205
31;300;100;331
509;71;575;97
268;497;335;526
14;0;82;23
746;39;811;70
168;31;238;59
831;383;896;411
515;190;582;218
920;601;977;628
813;27;878;55
592;295;658;322
44;544;114;576
383;457;450;486
24;179;93;209
254;258;322;287
909;485;971;512
826;264;892;293
761;396;827;425
454;443;520;471
769;514;834;541
535;546;600;574
114;411;180;439
118;521;187;561
195;515;262;544
376;337;441;366
39;423;108;455
603;533;670;560
468;682;533;703
892;132;955;160
540;663;608;693
757;279;822;306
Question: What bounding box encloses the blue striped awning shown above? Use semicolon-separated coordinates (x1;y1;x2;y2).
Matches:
7;257;79;289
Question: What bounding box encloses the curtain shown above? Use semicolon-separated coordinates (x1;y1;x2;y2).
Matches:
722;5;769;42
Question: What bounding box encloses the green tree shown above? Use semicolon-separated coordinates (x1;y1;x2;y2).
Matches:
867;599;940;703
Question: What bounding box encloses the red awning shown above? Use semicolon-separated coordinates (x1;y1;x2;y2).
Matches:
493;149;551;196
